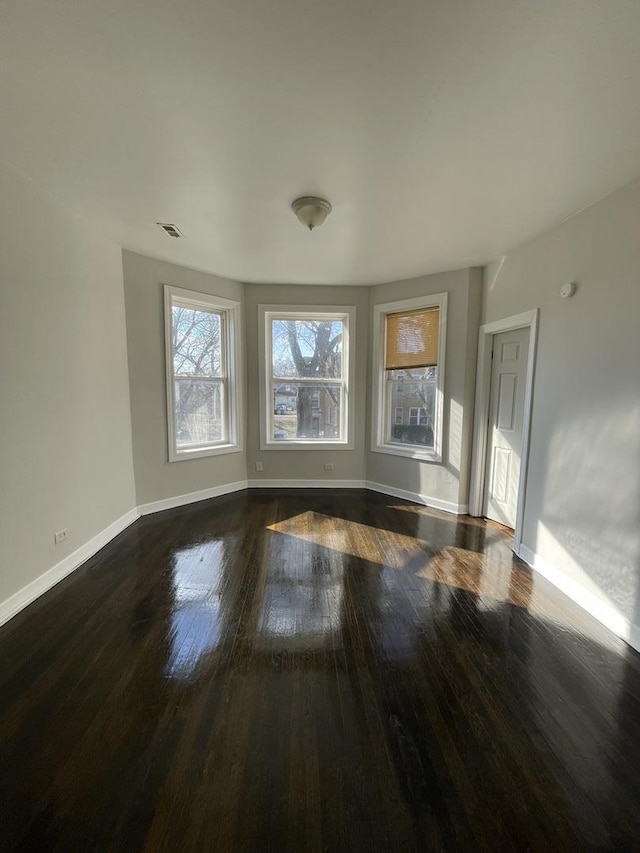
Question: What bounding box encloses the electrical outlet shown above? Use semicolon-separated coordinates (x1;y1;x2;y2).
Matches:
323;463;334;471
255;461;263;472
54;529;67;545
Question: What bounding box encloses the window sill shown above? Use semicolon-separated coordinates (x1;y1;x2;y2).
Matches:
261;439;354;451
170;443;243;462
372;443;441;463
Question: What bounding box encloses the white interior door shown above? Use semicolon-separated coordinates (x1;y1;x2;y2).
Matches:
483;327;530;528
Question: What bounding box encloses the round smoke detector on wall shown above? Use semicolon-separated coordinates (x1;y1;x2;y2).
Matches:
560;281;576;299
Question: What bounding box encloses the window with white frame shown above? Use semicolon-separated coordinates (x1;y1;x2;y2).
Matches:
372;292;447;461
395;406;404;425
260;307;355;448
409;407;429;425
165;285;242;461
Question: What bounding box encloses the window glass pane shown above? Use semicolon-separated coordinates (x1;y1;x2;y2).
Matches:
172;305;222;377
271;319;343;380
387;369;436;448
271;381;342;441
175;378;224;447
388;367;436;381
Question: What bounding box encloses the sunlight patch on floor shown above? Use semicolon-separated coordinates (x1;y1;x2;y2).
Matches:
417;546;532;608
267;511;537;609
268;511;434;569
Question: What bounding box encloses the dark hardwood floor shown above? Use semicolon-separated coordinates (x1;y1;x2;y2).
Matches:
1;489;640;852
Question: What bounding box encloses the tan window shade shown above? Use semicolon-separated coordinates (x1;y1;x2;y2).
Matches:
385;306;440;370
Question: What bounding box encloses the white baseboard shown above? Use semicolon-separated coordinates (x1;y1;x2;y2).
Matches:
137;480;249;515
366;481;468;515
0;508;139;629
0;478;466;630
247;478;367;489
518;544;640;654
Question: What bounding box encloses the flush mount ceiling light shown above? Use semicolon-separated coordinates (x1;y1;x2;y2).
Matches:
291;196;332;230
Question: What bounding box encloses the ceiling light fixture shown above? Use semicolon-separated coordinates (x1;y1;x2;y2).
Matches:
291;196;332;230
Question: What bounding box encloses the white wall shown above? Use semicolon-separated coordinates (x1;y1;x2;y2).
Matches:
0;162;137;606
482;179;640;632
244;283;369;483
366;268;482;510
122;251;247;505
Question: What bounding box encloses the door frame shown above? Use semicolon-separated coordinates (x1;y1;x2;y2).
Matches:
469;309;539;554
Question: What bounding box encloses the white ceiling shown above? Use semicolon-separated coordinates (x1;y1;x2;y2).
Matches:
1;0;640;285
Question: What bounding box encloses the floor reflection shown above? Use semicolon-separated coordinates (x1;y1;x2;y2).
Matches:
164;541;225;678
259;584;343;640
258;522;345;643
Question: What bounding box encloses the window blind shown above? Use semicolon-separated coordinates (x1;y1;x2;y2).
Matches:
385;306;440;370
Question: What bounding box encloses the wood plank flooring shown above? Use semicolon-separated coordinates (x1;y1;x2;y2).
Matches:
1;489;640;852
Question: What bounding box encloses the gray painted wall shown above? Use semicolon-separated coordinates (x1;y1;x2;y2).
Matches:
482;179;640;628
121;266;482;501
122;251;247;505
0;163;136;604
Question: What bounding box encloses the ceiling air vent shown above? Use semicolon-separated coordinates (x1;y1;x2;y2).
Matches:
157;222;184;238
